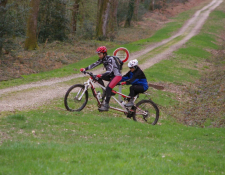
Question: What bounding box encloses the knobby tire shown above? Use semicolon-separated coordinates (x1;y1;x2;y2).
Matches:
133;100;159;125
64;84;88;112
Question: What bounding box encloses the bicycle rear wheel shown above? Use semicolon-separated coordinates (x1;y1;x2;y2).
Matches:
64;84;88;112
133;100;159;125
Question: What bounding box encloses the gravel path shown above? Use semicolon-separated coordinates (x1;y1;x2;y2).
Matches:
0;0;223;112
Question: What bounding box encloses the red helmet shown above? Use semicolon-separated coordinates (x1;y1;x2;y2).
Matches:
96;46;107;53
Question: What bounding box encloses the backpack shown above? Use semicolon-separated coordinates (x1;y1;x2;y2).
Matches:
113;56;123;70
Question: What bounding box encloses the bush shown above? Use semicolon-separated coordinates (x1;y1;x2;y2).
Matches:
76;20;95;40
38;0;69;43
0;2;26;56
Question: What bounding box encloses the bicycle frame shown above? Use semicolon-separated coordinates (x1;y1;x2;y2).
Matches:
81;73;148;116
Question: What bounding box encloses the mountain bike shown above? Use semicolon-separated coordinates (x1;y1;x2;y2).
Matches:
64;71;159;125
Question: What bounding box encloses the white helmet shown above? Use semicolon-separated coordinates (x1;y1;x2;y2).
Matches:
128;59;138;68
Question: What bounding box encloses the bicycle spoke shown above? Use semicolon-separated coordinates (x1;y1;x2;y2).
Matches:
64;84;88;112
134;100;159;125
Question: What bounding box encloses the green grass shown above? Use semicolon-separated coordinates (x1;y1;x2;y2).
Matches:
175;46;212;58
187;35;218;50
205;10;225;33
146;90;177;107
144;59;200;83
133;22;182;45
1;106;225;174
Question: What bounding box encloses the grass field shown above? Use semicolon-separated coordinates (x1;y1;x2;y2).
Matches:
1;2;225;175
1;109;225;174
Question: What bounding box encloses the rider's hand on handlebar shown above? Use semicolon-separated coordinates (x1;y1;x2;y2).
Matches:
93;75;99;81
80;68;85;72
96;74;102;78
121;82;126;85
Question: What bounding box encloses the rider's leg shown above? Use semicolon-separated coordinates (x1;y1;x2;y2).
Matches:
99;75;112;85
105;86;112;103
98;76;111;101
97;78;105;87
125;85;145;107
129;85;145;97
99;76;122;111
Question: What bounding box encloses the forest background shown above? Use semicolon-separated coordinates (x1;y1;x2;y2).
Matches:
0;0;200;81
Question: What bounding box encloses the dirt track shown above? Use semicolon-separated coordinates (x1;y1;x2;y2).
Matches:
0;0;223;112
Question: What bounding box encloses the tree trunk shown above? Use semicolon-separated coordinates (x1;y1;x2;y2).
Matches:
24;0;40;50
162;0;167;12
112;0;118;27
72;0;81;32
124;0;135;28
149;0;155;11
110;0;118;29
96;0;111;40
134;0;140;21
102;0;110;37
108;0;118;40
0;0;7;6
0;0;8;56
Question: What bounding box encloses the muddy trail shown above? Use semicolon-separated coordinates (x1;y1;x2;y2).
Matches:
0;0;223;112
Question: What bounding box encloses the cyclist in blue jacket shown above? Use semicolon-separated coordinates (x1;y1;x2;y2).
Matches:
120;59;148;107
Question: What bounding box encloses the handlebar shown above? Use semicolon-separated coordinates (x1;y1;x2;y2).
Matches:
81;71;121;86
82;71;99;81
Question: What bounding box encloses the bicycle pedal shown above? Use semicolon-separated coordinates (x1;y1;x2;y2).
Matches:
126;115;132;119
98;109;108;112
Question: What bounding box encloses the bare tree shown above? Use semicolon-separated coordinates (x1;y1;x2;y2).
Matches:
24;0;40;50
108;0;118;40
124;0;135;27
72;0;81;32
134;0;140;21
111;0;118;27
102;1;111;37
149;0;155;11
96;0;111;39
162;0;167;12
0;0;8;55
0;0;7;8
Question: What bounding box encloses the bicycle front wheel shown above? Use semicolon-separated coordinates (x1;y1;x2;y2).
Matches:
64;84;88;112
134;100;159;125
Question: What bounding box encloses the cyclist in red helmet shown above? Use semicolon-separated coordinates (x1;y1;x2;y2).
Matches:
80;46;122;111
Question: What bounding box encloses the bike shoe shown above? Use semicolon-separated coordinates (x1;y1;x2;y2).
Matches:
124;101;134;107
98;103;109;111
111;92;116;96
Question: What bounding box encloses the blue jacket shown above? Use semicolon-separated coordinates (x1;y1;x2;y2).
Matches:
121;66;148;91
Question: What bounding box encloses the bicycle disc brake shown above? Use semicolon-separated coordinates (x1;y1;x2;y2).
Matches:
143;110;149;122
